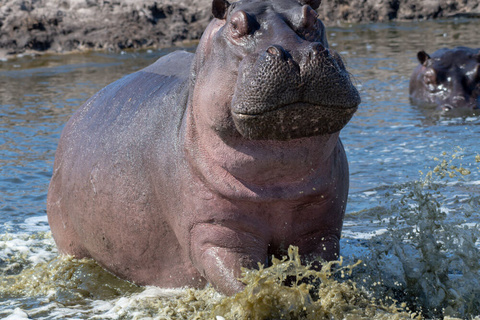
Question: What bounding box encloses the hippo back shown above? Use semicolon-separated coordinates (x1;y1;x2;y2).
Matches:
47;51;197;285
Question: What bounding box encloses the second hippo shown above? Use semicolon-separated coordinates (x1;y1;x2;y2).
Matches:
409;46;480;111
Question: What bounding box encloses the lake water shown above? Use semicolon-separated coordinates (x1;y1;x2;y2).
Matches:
1;18;480;319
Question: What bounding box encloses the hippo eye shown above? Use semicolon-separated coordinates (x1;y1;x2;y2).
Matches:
465;64;480;88
424;68;437;86
229;10;252;39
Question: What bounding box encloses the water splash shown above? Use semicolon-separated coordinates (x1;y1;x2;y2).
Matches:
0;231;55;276
1;149;479;319
0;240;412;319
0;255;142;305
210;246;411;320
352;148;480;319
83;246;413;319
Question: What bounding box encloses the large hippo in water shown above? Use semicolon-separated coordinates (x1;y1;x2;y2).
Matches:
47;0;360;295
409;46;480;111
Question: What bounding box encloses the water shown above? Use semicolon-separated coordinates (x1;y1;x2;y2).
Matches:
1;18;480;319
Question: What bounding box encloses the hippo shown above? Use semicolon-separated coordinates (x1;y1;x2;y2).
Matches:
409;46;480;111
47;0;360;295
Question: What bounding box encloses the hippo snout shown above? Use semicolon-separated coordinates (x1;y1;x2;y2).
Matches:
231;42;360;140
265;42;330;64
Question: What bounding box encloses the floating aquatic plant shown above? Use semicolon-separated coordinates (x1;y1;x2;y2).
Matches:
209;246;412;320
0;243;414;320
0;254;142;305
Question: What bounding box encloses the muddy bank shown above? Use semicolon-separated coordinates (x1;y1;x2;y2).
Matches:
0;0;213;57
1;0;479;57
319;0;480;24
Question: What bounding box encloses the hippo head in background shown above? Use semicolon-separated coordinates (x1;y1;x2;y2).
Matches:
190;0;361;141
409;46;480;112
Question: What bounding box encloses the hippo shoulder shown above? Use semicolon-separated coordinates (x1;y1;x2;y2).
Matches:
56;50;194;179
64;50;194;138
141;50;194;79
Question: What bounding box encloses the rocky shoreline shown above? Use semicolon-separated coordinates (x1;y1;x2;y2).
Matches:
1;0;479;58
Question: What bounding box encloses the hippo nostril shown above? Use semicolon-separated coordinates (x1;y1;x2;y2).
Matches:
266;45;287;60
312;43;327;55
306;43;328;62
266;46;280;55
304;43;328;64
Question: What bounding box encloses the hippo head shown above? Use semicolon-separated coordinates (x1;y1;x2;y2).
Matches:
190;0;360;141
409;47;480;112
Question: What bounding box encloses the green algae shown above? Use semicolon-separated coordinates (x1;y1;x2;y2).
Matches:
209;246;413;320
0;255;142;305
0;245;413;319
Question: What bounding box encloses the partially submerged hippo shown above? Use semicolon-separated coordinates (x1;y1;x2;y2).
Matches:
409;46;480;111
47;0;360;295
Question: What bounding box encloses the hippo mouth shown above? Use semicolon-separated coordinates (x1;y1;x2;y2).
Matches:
232;102;358;140
229;44;361;140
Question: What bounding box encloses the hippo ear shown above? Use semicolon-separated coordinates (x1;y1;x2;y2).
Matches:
212;0;230;19
299;0;321;10
417;51;431;66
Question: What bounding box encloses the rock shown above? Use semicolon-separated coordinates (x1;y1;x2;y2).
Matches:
0;0;479;58
0;0;212;56
318;0;480;24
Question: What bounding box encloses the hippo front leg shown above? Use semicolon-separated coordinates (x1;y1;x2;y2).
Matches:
294;230;342;272
189;223;268;295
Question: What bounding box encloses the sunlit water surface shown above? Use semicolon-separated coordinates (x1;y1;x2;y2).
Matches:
1;18;480;319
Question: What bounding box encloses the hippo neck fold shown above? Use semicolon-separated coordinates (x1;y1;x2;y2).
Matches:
183;102;340;201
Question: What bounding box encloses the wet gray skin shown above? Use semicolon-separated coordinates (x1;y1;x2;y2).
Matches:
409;46;480;112
47;0;361;296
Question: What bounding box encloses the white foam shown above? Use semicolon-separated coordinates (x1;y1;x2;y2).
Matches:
0;231;56;266
466;180;480;185
20;215;50;233
465;117;479;122
342;226;388;240
4;308;30;320
89;286;190;319
389;124;415;129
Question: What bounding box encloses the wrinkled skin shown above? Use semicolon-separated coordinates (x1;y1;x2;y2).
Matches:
409;46;480;111
47;0;360;295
